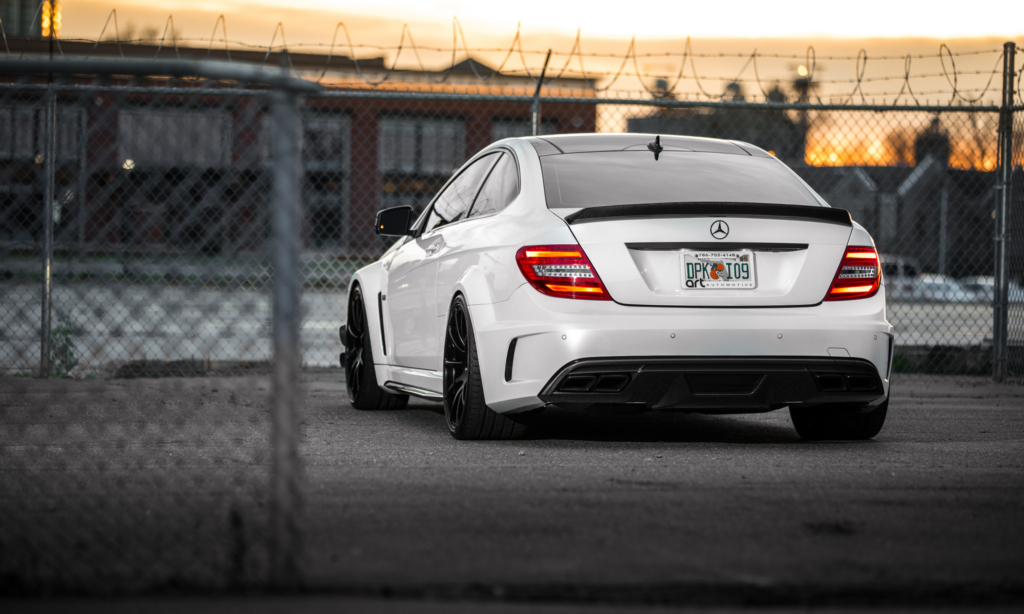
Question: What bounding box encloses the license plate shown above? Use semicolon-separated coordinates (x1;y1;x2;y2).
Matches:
682;250;757;289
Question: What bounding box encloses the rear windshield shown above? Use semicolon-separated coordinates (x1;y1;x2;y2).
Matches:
540;151;821;208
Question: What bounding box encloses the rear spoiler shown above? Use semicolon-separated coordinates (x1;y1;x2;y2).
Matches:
563;203;852;226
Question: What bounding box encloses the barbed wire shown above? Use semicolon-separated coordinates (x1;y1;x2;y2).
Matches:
1;10;1020;104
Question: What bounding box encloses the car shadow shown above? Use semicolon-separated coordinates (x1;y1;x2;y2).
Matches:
398;399;806;444
527;407;803;444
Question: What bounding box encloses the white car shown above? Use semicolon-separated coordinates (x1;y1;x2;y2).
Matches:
960;275;1024;304
918;274;976;303
343;134;893;441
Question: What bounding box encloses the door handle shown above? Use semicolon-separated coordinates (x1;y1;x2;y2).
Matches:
425;238;445;256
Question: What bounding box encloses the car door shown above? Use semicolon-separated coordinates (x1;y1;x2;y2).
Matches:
386;153;499;370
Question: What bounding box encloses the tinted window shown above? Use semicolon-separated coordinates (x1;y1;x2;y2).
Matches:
469;153;519;218
425;153;499;231
540;151;820;208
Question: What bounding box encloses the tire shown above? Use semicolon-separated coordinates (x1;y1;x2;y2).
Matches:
345;285;408;410
443;295;528;440
789;399;888;441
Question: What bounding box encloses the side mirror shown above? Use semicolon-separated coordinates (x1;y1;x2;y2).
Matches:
375;206;414;236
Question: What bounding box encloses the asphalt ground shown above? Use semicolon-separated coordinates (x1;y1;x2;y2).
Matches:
1;372;1023;611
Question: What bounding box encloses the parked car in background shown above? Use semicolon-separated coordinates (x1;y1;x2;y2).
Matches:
880;254;922;302
960;276;1024;304
918;274;976;302
960;276;996;304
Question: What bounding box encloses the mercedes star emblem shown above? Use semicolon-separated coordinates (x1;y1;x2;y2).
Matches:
710;220;730;240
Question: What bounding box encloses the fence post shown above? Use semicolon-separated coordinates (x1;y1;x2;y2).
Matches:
39;86;56;378
531;50;552;136
994;42;1015;382
269;51;303;587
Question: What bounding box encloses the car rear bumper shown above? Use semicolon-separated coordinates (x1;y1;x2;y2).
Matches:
469;283;892;414
539;356;886;413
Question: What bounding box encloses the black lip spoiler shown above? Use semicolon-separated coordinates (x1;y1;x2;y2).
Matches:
563;203;852;226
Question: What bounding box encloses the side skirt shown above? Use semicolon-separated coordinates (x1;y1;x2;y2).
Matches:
375;364;444;402
384;381;443;401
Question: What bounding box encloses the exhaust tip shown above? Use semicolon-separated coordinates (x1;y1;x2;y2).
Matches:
593;373;631;392
846;375;877;391
815;374;847;392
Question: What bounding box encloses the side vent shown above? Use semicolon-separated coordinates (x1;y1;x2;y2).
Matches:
504;338;517;382
377;292;387;356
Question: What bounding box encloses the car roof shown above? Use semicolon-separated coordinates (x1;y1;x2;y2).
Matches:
524;133;771;157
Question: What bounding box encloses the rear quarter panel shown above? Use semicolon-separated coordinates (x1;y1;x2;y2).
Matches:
433;140;577;316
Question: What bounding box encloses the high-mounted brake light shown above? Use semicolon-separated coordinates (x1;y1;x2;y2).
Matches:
824;246;881;301
515;244;611;301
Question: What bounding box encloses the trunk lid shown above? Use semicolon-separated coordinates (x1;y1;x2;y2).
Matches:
566;206;852;307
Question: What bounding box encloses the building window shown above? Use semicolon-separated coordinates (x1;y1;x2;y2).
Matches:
118;108;229;168
303;113;350;249
305;114;349;170
379;117;466;221
0;104;82;160
380;117;465;175
0;104;83;244
0;106;37;159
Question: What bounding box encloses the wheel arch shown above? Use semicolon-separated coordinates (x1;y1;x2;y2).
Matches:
448;264;508;311
445;277;507;394
350;262;387;366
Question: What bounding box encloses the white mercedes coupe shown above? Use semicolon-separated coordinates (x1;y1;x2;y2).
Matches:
342;134;893;441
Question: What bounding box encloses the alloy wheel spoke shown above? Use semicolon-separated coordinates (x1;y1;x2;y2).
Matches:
347;351;362;390
443;301;473;430
349;293;364;337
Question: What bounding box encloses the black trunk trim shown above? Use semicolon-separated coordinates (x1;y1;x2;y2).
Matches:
626;242;808;252
564;203;852;226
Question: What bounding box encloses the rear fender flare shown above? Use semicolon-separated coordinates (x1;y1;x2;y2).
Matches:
448;265;510;311
447;269;513;384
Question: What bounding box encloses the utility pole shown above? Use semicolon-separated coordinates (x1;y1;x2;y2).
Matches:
531;50;552;137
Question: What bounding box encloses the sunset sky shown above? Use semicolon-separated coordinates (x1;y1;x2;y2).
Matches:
38;0;1024;168
62;0;1024;41
56;1;1021;99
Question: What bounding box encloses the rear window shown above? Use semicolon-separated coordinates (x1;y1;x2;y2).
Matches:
541;151;820;208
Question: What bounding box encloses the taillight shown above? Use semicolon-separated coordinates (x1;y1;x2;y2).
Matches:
515;244;611;301
824;246;881;301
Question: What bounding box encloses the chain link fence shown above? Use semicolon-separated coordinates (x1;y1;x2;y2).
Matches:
0;58;310;591
0;42;1021;592
1010;105;1024;379
4;90;1021;379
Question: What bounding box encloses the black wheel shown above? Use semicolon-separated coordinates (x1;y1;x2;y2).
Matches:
789;399;888;441
345;285;408;410
443;295;528;440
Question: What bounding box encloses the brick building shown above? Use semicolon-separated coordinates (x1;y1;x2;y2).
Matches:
0;39;596;261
